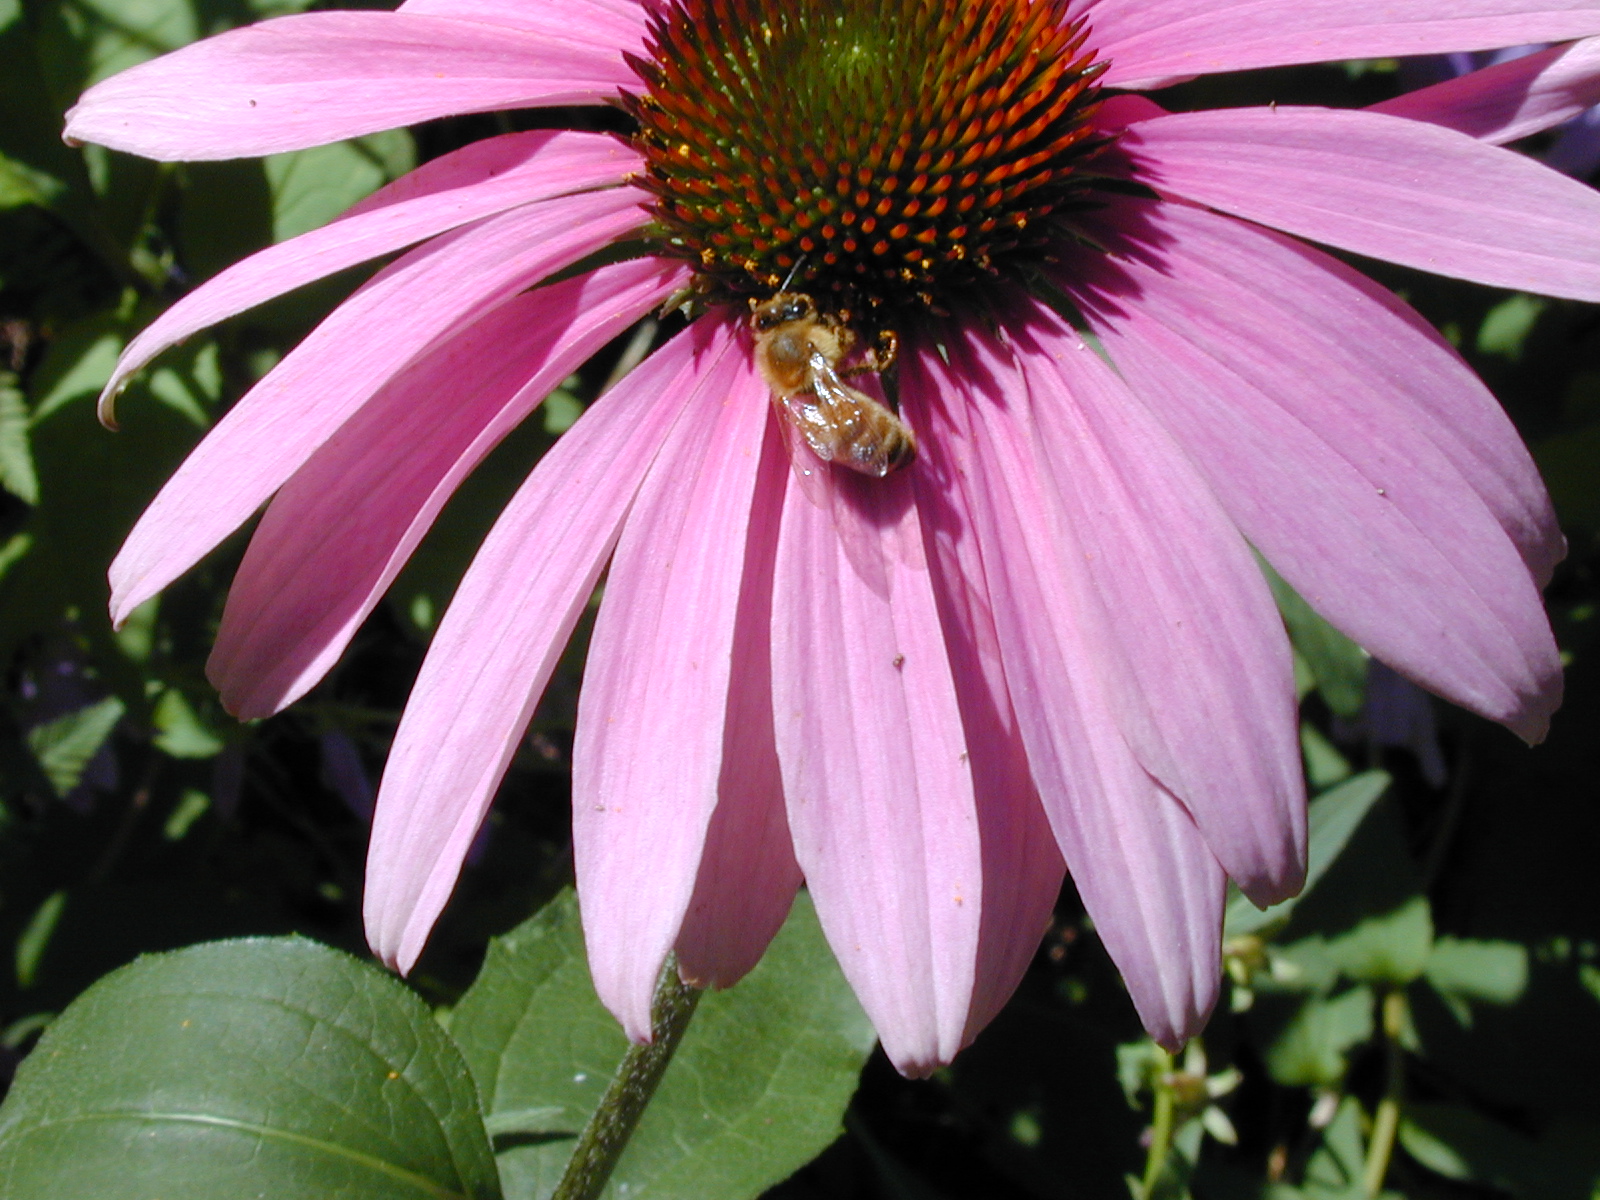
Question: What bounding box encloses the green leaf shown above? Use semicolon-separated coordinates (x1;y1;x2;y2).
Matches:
1265;788;1433;990
1396;1102;1600;1196
451;889;875;1200
1264;1100;1364;1200
1299;723;1352;791
1226;771;1390;938
28;319;126;421
15;890;67;989
0;937;501;1200
146;339;224;426
175;131;413;294
0;152;64;211
1263;985;1374;1089
162;787;211;840
1264;566;1368;717
0;371;38;503
25;695;124;797
1423;938;1528;1024
1476;294;1546;361
0;324;204;678
112;595;158;663
265;132;415;240
1300;773;1391;900
1284;895;1435;991
1398;1104;1514;1187
152;687;226;759
48;0;200;91
1290;1096;1402;1200
0;531;31;582
541;386;585;435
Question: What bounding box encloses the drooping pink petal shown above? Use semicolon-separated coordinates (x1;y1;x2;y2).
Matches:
208;257;685;718
364;319;740;973
102;132;642;413
771;461;983;1076
913;299;1300;907
675;425;804;991
1114;106;1600;301
1118;200;1562;587
571;337;773;1040
63;11;636;161
929;324;1225;1047
1060;199;1563;742
1004;302;1304;906
1079;0;1600;90
1372;37;1600;143
109;187;649;626
397;0;647;56
901;354;1065;1043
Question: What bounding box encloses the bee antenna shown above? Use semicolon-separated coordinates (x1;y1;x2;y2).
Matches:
779;256;807;292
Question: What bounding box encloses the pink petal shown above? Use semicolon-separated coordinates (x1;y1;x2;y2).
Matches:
364;319;741;973
1119;200;1563;588
208;258;684;718
675;426;804;991
1094;94;1169;131
397;0;647;55
911;299;1301;905
771;460;982;1076
1061;198;1563;741
1115;105;1600;301
1080;0;1600;90
572;334;771;1036
1373;37;1600;144
108;187;648;626
1010;303;1304;906
103;131;642;415
901;358;1066;1043
571;337;774;1040
63;11;635;161
925;324;1225;1046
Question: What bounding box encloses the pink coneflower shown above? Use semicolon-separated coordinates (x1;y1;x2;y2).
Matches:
66;0;1599;1075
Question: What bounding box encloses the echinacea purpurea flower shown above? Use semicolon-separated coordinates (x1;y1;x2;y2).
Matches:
65;0;1600;1074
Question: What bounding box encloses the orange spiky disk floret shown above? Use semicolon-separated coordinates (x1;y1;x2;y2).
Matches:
624;0;1107;321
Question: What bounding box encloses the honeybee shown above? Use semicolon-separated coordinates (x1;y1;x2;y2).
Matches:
751;292;916;477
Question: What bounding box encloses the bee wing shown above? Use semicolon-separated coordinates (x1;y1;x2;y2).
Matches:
804;350;890;467
772;374;835;457
809;350;916;477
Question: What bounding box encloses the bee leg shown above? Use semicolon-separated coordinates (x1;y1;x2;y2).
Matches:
870;328;899;374
839;329;900;379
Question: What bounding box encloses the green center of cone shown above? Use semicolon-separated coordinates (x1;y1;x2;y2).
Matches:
625;0;1107;330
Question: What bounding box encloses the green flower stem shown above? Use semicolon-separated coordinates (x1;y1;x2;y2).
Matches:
1137;1047;1177;1200
551;962;702;1200
1362;989;1408;1198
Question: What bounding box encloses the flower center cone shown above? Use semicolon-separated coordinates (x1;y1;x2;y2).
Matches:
626;0;1108;332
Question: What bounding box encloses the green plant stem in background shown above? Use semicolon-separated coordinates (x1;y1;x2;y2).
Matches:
1362;989;1408;1198
550;961;703;1200
1137;1046;1177;1200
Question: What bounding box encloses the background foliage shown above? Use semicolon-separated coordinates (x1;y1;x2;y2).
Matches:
0;1;1597;1197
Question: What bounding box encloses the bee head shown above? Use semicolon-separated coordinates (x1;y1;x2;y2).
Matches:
750;292;816;331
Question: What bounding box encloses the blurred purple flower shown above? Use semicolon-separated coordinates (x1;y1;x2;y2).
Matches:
319;729;374;822
1336;663;1451;789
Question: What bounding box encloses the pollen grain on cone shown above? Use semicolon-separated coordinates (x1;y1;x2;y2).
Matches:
624;0;1107;321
